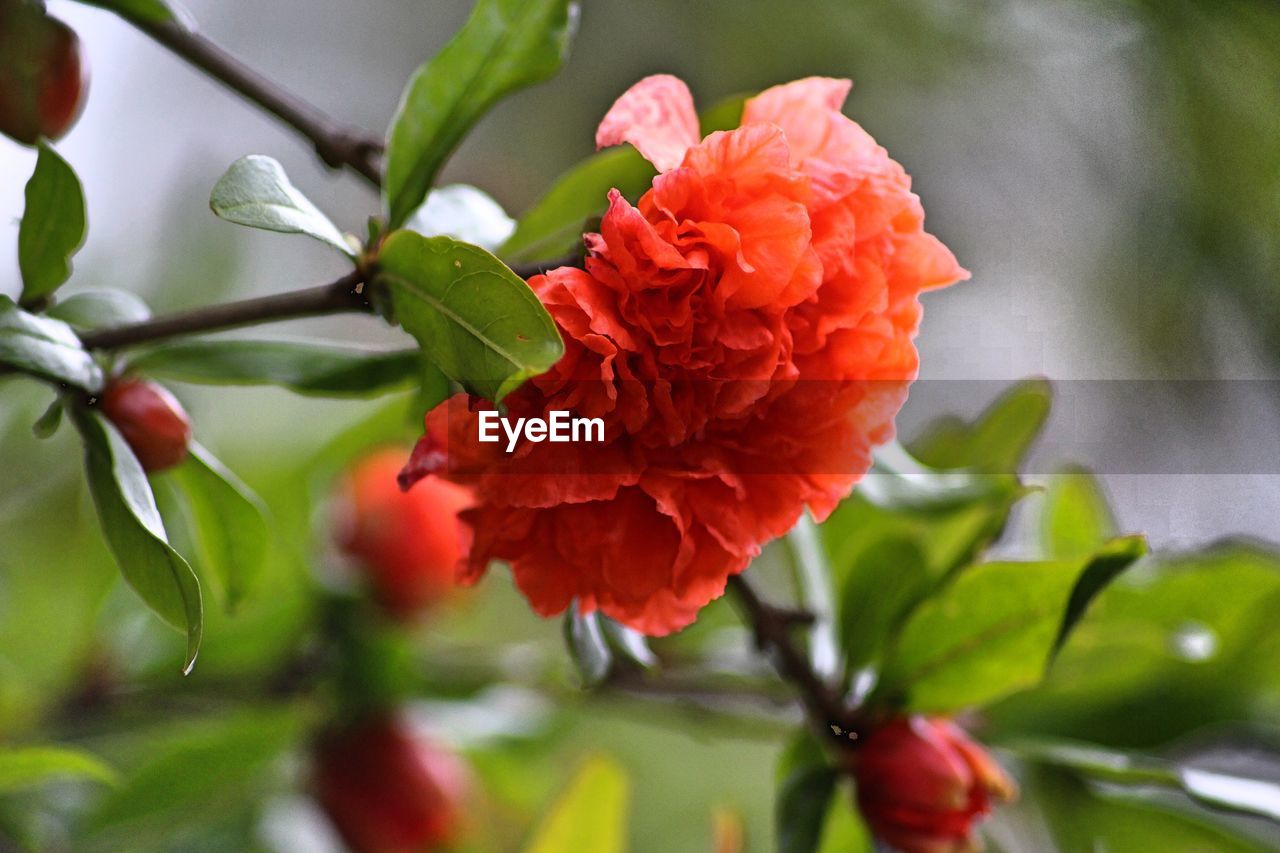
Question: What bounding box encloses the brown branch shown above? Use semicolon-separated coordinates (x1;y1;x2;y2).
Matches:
727;574;862;741
130;20;383;185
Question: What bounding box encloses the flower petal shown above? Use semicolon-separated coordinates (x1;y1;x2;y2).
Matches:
596;74;701;172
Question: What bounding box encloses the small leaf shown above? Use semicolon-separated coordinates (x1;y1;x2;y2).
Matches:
128;338;421;397
377;230;563;401
500;147;654;264
838;537;931;671
19;144;87;305
563;608;611;686
166;443;270;609
523;756;629;853
210;156;353;257
778;766;838;853
32;397;64;439
74;0;194;28
47;289;152;330
1041;466;1116;559
0;296;103;391
0;746;118;794
72;409;203;674
384;0;578;228
860;440;1010;512
910;378;1052;473
404;184;515;252
601;616;657;669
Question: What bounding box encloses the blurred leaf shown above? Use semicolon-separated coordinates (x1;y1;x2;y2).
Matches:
601;616;657;669
404;184;515;252
384;0;578;228
0;746;117;793
500;146;654;264
129;338;420;397
72;409;202;674
564;608;611;686
776;733;837;853
1010;737;1280;824
166;443;269;610
1052;535;1146;657
815;789;874;853
31;396;63;439
861;440;1010;512
47;289;152;329
209;156;353;257
18;144;86;305
1041;466;1115;559
910;379;1052;473
700;93;748;134
378;231;563;401
524;756;628;853
88;707;303;832
0;296;103;391
877;537;1146;713
75;0;193;28
838;536;930;672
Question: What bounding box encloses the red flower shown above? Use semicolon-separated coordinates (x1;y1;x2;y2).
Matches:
851;716;1017;853
418;75;966;634
99;378;192;473
336;449;471;620
313;713;469;853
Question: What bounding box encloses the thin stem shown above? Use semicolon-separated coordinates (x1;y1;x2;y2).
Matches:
79;270;370;351
131;20;383;185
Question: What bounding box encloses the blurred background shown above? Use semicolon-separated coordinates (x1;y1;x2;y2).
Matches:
2;0;1279;849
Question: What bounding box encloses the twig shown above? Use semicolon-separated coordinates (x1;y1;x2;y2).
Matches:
130;21;383;185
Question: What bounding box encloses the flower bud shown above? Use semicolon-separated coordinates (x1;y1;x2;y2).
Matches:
335;449;471;620
99;378;192;473
851;716;1016;853
313;713;468;852
0;3;88;145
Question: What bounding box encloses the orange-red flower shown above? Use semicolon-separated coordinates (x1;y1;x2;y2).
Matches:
415;75;967;634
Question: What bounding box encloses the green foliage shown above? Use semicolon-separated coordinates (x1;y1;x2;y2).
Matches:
75;0;193;28
777;762;838;853
1040;466;1115;559
18;145;86;305
209;156;353;257
72;409;203;674
404;184;515;252
166;443;270;610
46;289;152;329
129;338;421;398
384;0;579;228
0;746;117;794
910;378;1052;473
523;756;629;853
0;296;103;391
378;231;564;401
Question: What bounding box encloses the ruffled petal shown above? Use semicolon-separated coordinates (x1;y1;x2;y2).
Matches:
596;74;701;172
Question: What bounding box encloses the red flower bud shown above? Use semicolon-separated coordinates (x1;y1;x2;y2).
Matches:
335;449;471;620
0;4;88;145
313;714;469;853
851;716;1017;853
99;378;192;473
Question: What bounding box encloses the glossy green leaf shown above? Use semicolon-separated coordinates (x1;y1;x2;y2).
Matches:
1041;466;1115;559
75;0;193;28
0;746;118;793
500;146;655;264
210;156;353;256
19;145;86;304
404;184;515;252
564;608;611;686
910;378;1052;473
72;409;202;674
47;289;152;330
384;0;577;228
838;537;931;671
523;756;628;853
877;537;1145;712
0;296;103;391
128;338;420;397
378;231;563;401
166;443;269;610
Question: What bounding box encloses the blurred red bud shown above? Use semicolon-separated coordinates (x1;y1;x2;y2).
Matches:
0;3;88;145
99;378;192;473
313;713;469;853
851;716;1017;853
336;449;471;620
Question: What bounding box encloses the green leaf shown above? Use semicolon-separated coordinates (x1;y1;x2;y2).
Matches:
209;156;353;257
523;756;628;853
860;440;1011;512
166;443;269;610
564;608;612;686
0;746;118;794
384;0;578;228
46;288;152;329
601;616;656;669
404;184;515;252
500;146;655;264
838;537;931;672
378;231;563;401
776;737;838;853
31;396;64;439
128;338;421;397
910;378;1052;473
0;296;103;391
877;537;1146;712
72;409;203;674
18;145;87;304
74;0;193;28
1041;466;1115;559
